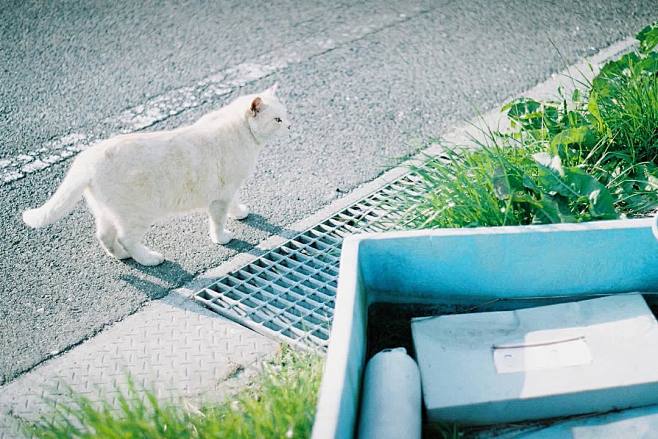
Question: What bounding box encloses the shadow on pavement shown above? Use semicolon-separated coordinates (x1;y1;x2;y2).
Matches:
119;259;194;300
242;213;300;240
119;213;303;318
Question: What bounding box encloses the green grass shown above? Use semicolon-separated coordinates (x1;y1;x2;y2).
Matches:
404;134;627;229
593;70;658;162
22;347;323;439
405;141;541;229
589;23;658;163
403;22;658;230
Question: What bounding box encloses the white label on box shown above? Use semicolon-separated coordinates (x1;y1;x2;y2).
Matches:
493;336;592;374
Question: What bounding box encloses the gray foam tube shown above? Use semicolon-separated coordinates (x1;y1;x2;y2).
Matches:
357;347;422;439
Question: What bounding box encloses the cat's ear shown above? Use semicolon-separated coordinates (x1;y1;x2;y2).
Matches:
266;83;278;96
250;97;263;116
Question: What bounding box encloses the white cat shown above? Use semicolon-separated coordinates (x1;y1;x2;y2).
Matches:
23;84;289;266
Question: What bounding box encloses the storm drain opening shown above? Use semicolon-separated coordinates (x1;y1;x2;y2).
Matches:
194;171;428;350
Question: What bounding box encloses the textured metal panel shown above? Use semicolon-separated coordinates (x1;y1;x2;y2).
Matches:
0;292;278;439
194;172;426;350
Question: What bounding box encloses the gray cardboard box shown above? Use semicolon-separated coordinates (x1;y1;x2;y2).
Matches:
411;294;658;425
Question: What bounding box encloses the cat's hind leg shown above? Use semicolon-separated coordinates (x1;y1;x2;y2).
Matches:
95;215;130;260
208;199;234;244
115;222;164;266
85;191;129;259
228;194;249;220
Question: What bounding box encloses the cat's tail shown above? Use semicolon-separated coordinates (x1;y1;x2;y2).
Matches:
22;159;91;228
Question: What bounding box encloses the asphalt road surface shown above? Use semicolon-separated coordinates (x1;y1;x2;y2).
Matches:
1;0;656;384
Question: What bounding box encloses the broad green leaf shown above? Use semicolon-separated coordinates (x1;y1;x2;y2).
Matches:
533;196;562;223
599;52;639;79
532;196;576;224
503;98;541;119
492;166;511;200
543;106;560;126
492;165;525;201
561;110;589;129
549;126;597;156
591;53;639;97
562;167;617;218
533;152;565;176
532;153;577;198
524;128;550;141
535;167;573;197
587;92;606;132
637;22;658;54
522;175;539;191
503;98;546;130
635;52;658;75
554;195;577;222
511;192;539;205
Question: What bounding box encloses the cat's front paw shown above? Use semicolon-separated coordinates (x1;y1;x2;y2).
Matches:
134;250;165;266
210;228;234;245
111;241;131;260
229;203;249;220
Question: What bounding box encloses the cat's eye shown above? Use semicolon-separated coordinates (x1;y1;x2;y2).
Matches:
274;117;283;123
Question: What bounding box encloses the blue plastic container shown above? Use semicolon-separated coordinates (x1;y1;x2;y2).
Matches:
311;218;658;438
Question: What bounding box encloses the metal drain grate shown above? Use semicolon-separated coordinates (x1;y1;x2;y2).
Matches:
194;171;427;350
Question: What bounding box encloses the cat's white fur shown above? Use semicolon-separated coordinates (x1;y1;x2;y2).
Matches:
23;84;289;266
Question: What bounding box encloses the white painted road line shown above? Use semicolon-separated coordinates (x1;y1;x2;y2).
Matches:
0;5;430;186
